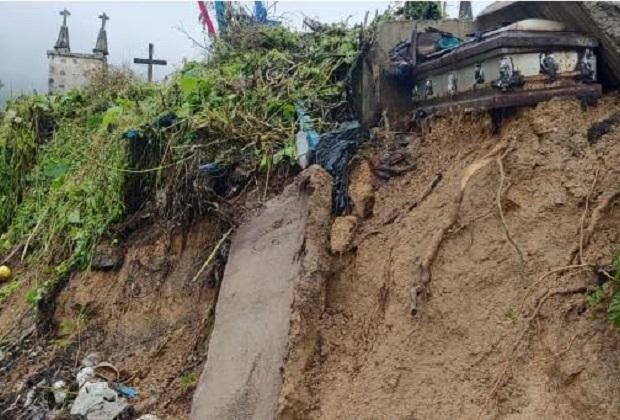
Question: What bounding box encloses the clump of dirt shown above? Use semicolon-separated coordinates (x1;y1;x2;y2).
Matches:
309;95;620;419
330;216;358;254
0;216;227;418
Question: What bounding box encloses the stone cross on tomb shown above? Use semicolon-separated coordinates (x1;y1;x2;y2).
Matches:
60;8;70;26
133;43;167;83
55;9;71;52
94;12;110;56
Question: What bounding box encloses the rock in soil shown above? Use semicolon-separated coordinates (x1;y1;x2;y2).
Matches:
330;216;358;253
91;241;124;271
348;160;375;218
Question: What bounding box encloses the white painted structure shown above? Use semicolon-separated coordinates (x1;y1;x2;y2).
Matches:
47;52;106;94
47;9;109;94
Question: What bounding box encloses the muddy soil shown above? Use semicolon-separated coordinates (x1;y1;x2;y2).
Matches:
3;94;620;420
312;95;620;419
0;216;225;419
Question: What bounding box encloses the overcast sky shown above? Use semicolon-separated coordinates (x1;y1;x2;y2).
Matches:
0;1;488;104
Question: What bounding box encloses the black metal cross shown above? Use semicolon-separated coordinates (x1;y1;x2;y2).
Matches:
133;43;167;83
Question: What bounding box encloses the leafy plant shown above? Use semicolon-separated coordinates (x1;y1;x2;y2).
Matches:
608;291;620;327
397;2;443;20
585;253;620;326
0;23;361;306
178;372;197;391
504;307;518;323
586;282;609;308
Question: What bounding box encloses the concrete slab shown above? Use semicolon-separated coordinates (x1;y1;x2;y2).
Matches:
190;167;332;420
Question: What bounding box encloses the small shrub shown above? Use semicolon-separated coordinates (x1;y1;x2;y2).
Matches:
178;372;197;391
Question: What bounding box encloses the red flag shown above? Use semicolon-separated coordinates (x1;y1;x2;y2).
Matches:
197;1;216;36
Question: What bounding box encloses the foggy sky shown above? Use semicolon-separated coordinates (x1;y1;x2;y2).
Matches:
0;1;487;105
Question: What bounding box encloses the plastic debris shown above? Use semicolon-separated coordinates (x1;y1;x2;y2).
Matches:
137;415;161;420
112;383;138;399
122;129;143;141
70;381;132;420
387;41;412;78
81;352;101;368
77;366;96;388
294;103;320;168
315;121;363;215
436;35;462;50
156;111;177;129
52;380;67;406
198;162;230;177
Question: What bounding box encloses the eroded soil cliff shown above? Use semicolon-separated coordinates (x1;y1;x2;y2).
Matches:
311;95;620;419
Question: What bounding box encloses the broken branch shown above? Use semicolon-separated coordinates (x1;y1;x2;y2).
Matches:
191;229;232;283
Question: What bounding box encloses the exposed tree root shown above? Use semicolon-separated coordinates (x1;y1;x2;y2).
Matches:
479;283;589;417
568;187;620;265
408;172;443;211
495;151;525;278
410;142;507;316
578;167;600;264
518;263;592;312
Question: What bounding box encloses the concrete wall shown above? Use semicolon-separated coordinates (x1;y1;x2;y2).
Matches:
353;19;476;125
47;51;106;94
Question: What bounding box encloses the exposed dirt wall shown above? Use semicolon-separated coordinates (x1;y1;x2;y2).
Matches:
0;216;225;419
310;95;620;419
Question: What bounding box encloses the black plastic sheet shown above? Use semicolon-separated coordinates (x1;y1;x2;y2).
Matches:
314;121;363;215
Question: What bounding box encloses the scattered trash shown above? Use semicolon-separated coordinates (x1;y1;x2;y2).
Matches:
436;33;462;50
155;111;177;129
16;379;51;419
295;103;320;169
387;40;413;78
0;264;11;282
198;162;231;177
81;352;102;368
315;121;363;215
77;366;96;388
112;383;138;399
52;380;68;406
94;362;120;382
137;415;161;420
70;381;132;420
371;150;415;180
122;129;143;141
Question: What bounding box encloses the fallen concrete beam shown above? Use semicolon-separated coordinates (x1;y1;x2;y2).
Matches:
190;167;332;420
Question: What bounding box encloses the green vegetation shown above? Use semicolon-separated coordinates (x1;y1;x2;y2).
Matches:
504;307;518;323
178;372;198;391
51;311;87;349
585;254;620;326
397;2;443;20
0;24;360;306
